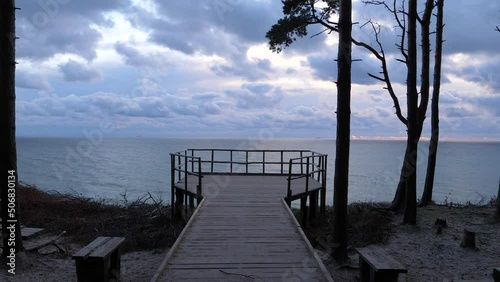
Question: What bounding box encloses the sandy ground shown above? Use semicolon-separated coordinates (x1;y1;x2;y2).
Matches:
324;205;500;282
1;205;499;281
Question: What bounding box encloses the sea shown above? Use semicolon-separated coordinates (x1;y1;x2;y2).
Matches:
17;137;500;206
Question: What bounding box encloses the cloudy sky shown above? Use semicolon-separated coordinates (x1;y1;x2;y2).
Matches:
15;0;500;140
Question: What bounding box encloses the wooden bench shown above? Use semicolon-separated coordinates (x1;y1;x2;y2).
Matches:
356;246;407;282
72;237;125;282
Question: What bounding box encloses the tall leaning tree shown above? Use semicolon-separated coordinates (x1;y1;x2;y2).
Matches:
420;0;444;206
358;0;446;218
1;0;24;257
266;0;353;262
403;0;418;223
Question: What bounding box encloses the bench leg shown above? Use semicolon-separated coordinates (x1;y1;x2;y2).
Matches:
110;248;122;281
359;258;371;282
75;258;107;282
373;271;400;282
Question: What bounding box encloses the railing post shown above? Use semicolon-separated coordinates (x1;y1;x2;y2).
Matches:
198;157;202;204
245;151;249;174
170;154;175;216
287;159;293;207
191;149;194;172
262;151;265;174
177;155;181;180
211;149;214;173
299;151;303;174
321;155;327;216
305;157;310;195
184;155;188;217
281;151;284;174
230;150;233;173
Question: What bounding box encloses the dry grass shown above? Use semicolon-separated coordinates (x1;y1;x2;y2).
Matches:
17;184;185;252
304;202;394;252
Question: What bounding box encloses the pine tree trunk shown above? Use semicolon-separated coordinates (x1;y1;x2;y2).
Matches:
391;149;409;211
332;0;352;263
403;0;418;224
391;122;424;212
1;0;24;257
421;0;444;207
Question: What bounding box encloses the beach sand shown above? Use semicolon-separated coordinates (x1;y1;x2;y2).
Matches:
1;205;498;281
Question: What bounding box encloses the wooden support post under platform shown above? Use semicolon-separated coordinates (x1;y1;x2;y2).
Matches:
320;188;326;216
174;189;184;219
301;196;308;227
309;191;318;220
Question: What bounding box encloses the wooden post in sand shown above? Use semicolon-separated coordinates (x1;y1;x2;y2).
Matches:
460;229;476;248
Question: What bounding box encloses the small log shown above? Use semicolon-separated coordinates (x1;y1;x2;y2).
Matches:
26;231;66;252
460;229;476;248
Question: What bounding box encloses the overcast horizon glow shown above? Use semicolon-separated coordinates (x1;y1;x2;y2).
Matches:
15;0;500;141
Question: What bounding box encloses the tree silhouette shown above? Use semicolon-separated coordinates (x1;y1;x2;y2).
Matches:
267;0;354;262
267;0;447;223
1;0;24;258
332;0;352;263
420;0;445;206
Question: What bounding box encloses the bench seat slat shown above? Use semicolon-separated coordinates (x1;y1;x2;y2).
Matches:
73;237;110;259
89;237;125;258
356;247;407;273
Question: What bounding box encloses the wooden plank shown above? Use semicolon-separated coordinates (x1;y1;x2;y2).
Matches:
150;198;206;282
73;237;110;259
155;175;333;282
356;246;407;272
21;227;43;240
89;237;125;258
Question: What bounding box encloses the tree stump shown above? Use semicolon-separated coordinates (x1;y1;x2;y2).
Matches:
435;218;447;234
460;229;476;248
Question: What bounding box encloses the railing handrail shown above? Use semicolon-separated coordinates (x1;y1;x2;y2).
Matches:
169;153;201;159
169;148;328;211
289;154;328;161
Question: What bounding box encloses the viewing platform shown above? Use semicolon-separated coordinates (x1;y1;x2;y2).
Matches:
152;149;333;281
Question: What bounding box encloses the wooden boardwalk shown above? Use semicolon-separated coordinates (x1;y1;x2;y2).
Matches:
152;175;333;282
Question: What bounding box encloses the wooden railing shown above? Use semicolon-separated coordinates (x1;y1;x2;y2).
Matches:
170;149;328;217
169;152;203;216
286;154;328;218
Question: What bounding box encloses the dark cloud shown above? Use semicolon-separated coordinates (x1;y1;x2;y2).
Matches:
308;53;397;85
226;83;283;109
17;15;102;61
114;42;168;68
16;70;51;91
446;56;500;91
59;60;101;82
16;0;127;61
210;54;269;81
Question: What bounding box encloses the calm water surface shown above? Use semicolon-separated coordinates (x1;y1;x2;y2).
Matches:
17;137;500;205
